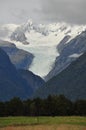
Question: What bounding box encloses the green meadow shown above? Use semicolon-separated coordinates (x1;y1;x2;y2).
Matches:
0;116;86;128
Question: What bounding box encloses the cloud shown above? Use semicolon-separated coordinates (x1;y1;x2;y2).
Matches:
0;0;42;24
40;0;86;24
0;0;86;24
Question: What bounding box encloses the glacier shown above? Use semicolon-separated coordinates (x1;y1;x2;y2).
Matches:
0;20;86;79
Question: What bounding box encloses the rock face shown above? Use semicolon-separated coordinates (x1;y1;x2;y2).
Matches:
0;48;33;101
0;44;45;101
10;27;29;44
45;31;86;81
19;69;45;93
35;52;86;100
0;40;34;70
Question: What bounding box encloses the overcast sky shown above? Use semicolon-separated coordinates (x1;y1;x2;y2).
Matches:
0;0;86;24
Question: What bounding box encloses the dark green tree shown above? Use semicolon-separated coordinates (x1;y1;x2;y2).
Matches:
0;102;5;116
23;99;32;116
74;100;86;116
7;97;23;116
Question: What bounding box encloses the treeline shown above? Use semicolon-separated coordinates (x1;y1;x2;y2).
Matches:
0;95;86;117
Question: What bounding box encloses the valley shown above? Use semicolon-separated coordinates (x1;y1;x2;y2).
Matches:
0;20;86;101
1;20;86;80
0;0;86;129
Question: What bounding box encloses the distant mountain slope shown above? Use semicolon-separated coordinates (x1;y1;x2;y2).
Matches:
10;27;29;44
45;31;86;80
35;52;86;100
19;69;45;92
0;40;34;70
0;48;33;101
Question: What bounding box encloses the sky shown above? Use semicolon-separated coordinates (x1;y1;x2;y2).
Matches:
0;0;86;24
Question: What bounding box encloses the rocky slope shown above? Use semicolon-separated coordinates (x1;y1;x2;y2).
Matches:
35;52;86;100
0;48;33;101
0;40;34;70
0;47;45;101
19;69;45;93
45;30;86;80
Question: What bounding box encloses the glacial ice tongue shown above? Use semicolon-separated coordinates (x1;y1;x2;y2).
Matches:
15;43;59;78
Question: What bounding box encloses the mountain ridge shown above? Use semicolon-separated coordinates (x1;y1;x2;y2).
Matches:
0;20;86;79
0;39;34;70
0;48;33;101
34;52;86;100
0;47;45;101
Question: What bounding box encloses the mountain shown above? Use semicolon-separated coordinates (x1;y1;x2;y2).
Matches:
0;48;33;101
0;48;44;101
45;30;86;80
10;27;29;44
0;20;86;79
19;69;45;93
35;52;86;100
0;40;34;70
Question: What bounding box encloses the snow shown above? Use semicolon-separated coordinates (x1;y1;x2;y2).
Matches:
69;53;83;58
11;41;59;77
1;20;86;78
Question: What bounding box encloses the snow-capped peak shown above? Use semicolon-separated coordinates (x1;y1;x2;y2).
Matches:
26;19;33;26
1;20;86;79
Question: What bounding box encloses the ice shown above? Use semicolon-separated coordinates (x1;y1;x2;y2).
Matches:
1;20;86;78
69;53;83;58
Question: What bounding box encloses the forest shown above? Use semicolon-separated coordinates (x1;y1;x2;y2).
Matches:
0;95;86;117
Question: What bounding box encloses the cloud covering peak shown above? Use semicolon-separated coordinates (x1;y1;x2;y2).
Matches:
0;0;86;24
41;0;86;24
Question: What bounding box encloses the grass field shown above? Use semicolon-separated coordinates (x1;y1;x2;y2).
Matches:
0;117;86;130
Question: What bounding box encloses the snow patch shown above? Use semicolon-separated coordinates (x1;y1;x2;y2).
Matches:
69;53;83;58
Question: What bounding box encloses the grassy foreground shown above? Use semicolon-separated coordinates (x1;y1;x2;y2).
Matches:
0;116;86;128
